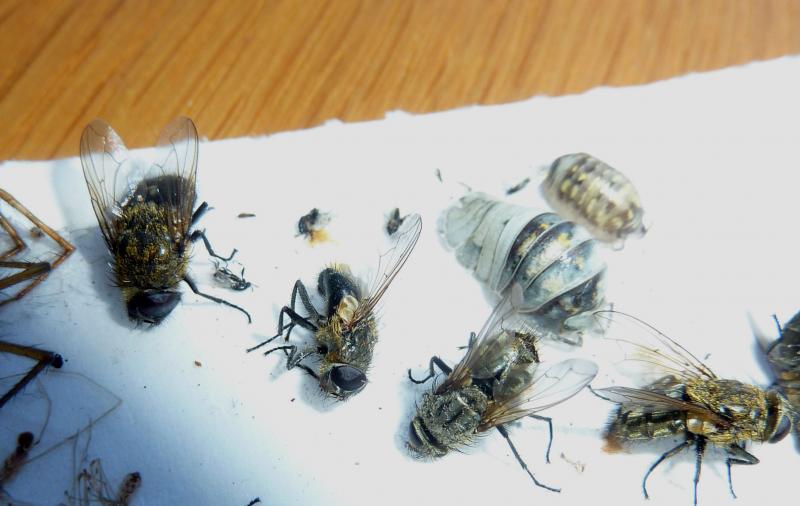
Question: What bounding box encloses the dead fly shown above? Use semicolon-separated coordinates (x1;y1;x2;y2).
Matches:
80;117;251;325
407;294;598;492
385;208;405;236
0;432;33;487
505;177;531;195
296;208;330;245
0;341;63;410
248;214;422;400
540;153;646;247
212;260;251;291
0;189;75;305
758;311;800;443
440;192;607;345
592;311;793;505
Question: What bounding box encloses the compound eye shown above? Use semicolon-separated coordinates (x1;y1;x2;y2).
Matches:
128;291;181;324
769;414;793;443
330;365;366;392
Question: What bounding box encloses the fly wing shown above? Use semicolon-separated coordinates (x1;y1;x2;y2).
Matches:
594;310;717;385
147;117;199;241
479;358;598;429
592;385;730;426
353;213;422;321
435;292;520;393
79;119;135;250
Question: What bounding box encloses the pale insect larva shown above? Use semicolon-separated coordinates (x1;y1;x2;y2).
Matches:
540;153;646;246
440;192;607;345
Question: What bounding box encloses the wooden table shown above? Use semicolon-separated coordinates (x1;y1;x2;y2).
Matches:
1;0;798;160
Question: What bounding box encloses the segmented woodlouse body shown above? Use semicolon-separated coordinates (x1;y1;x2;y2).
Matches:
440;192;607;344
541;153;646;246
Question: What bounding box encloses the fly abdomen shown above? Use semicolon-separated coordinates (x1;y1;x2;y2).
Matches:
132;175;189;207
604;409;686;451
410;387;488;458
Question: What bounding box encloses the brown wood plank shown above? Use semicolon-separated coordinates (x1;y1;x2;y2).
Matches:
1;0;798;160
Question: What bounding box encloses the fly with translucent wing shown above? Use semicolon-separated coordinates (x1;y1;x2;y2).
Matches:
79;118;251;324
248;214;422;400
407;291;598;493
592;311;794;505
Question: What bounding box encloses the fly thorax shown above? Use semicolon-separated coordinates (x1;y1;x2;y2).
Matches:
417;386;488;450
114;202;185;288
686;380;768;442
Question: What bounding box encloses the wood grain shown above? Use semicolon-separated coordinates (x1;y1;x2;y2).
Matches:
1;0;798;160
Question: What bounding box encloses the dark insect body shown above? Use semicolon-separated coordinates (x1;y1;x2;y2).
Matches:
297;208;330;244
386;208;405;236
248;215;422;400
440;192;607;345
407;295;597;492
0;432;34;486
213;260;251;291
540;153;646;246
0;341;63;410
762;310;800;445
593;311;793;505
505;177;531;195
80;117;251;325
0;189;75;305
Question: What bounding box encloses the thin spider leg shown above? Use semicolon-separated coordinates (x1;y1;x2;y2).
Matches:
0;213;25;260
0;261;50;290
0;341;63;409
183;275;251;323
497;424;560;493
408;356;451;384
642;438;694;499
528;414;554;463
0;189;75;269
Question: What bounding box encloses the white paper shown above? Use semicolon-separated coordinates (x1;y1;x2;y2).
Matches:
1;57;799;506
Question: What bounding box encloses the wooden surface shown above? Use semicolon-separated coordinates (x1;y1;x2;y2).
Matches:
1;0;799;161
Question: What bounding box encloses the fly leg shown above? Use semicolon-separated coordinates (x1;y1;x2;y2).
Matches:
528;414;554;463
189;229;236;262
497;424;560;493
246;281;320;353
691;436;707;506
642;437;694;500
456;331;477;350
724;443;759;499
407;356;451;384
263;345;319;380
0;341;63;409
183;275;252;323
